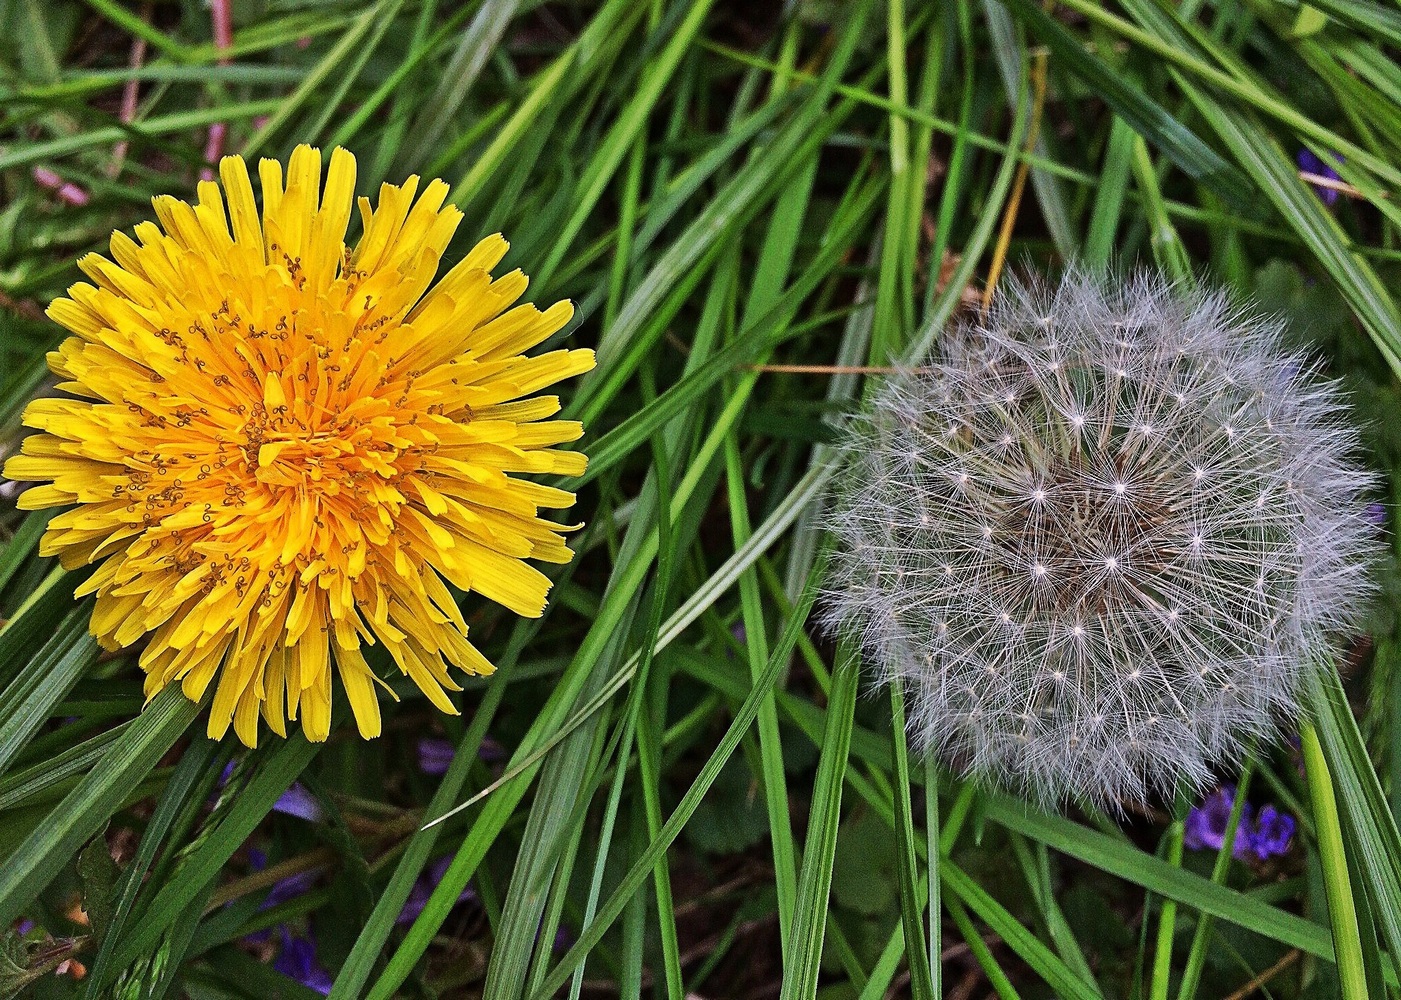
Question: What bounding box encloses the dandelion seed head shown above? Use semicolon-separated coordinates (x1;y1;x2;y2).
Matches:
822;269;1381;808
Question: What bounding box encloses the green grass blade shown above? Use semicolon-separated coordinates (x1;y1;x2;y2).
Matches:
0;603;97;779
0;685;200;926
780;645;859;1000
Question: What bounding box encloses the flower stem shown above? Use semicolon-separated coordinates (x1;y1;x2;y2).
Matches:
1300;720;1368;999
1149;818;1184;1000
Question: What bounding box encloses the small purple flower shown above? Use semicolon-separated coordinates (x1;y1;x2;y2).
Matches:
416;737;455;776
1183;787;1296;862
1251;805;1296;859
272;783;325;823
395;855;475;926
218;762;324;822
1297;149;1344;207
1184;786;1254;859
1365;502;1387;531
273;929;333;994
16;919;35;935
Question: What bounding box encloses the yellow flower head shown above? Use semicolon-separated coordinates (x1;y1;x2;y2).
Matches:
4;145;595;747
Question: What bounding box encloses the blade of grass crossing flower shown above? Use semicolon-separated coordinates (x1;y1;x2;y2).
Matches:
1301;722;1370;999
528;553;831;1000
0;603;97;780
1175;764;1255;1000
780;644;859;1000
0;686;200;927
890;682;935;1000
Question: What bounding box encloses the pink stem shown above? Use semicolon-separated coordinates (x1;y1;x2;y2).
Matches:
110;26;149;176
201;0;234;180
33;166;90;206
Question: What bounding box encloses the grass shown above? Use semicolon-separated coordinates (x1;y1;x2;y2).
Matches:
2;0;1401;997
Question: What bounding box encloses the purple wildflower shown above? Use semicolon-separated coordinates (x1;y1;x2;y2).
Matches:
1183;787;1297;861
273;929;333;994
272;783;325;823
1365;502;1387;531
396;855;475;926
1183;786;1254;859
1297;149;1344;207
416;737;456;776
1251;805;1296;858
218;763;324;822
16;919;35;935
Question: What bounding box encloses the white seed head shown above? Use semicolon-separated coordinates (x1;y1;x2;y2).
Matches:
822;269;1381;809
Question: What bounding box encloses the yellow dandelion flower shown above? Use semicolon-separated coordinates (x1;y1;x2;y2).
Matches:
3;145;595;747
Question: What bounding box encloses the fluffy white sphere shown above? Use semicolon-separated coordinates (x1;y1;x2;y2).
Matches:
824;270;1380;808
